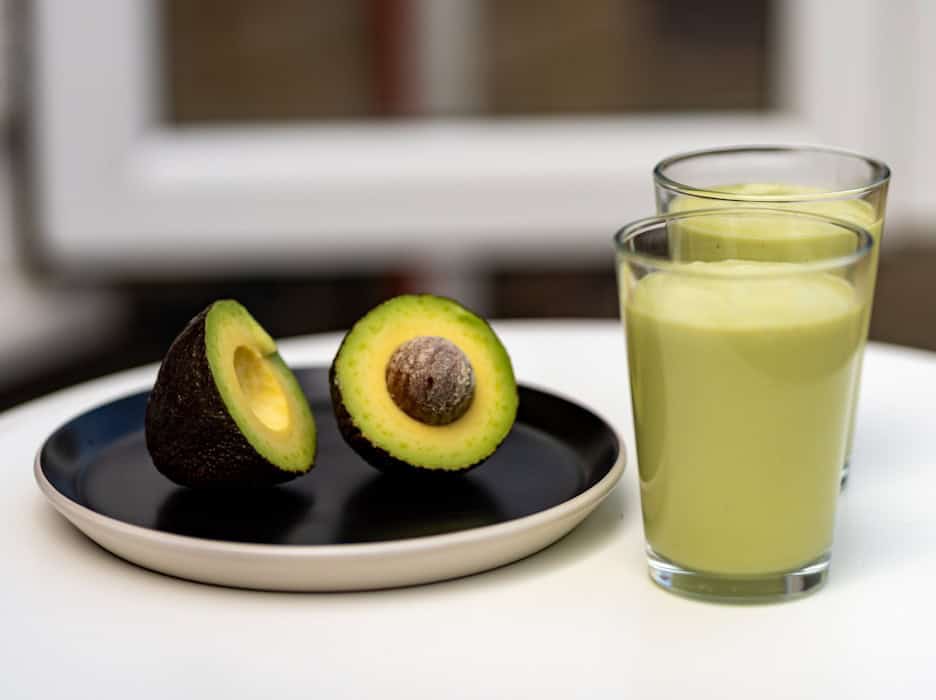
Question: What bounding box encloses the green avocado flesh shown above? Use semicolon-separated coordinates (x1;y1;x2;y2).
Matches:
330;294;518;473
145;300;317;488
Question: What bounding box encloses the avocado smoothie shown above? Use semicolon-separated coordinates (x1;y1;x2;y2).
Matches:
667;185;884;466
669;185;881;264
626;261;865;575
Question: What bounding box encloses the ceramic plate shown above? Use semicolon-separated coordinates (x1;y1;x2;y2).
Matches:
35;367;624;591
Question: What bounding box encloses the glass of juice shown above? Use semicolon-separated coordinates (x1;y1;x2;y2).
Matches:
615;208;874;602
653;146;890;487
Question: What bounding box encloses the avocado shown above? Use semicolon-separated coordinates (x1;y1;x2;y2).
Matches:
330;295;518;474
145;300;317;488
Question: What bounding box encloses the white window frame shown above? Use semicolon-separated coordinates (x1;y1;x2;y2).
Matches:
29;0;931;276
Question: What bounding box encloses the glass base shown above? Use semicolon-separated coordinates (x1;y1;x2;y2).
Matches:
647;547;830;603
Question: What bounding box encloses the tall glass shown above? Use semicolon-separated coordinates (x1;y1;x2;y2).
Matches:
616;209;874;602
653;146;890;486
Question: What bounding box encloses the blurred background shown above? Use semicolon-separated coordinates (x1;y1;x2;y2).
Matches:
1;0;934;410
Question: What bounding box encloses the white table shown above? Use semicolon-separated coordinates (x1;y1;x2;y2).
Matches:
2;320;934;698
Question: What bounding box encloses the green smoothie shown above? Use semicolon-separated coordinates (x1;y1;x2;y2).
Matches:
626;262;864;574
668;184;881;263
668;185;883;462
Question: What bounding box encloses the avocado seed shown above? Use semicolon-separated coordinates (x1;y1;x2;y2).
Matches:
385;336;475;426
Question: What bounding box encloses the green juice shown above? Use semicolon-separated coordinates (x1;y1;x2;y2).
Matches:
626;262;864;574
668;185;883;461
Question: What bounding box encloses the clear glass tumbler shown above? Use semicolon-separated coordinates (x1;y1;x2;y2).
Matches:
653;146;890;487
615;208;874;602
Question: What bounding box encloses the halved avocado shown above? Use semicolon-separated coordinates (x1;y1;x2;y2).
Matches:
145;300;316;488
330;295;518;474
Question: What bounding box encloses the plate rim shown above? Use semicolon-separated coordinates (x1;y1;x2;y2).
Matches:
33;380;626;562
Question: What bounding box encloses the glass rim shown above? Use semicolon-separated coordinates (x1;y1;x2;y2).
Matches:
613;207;874;278
653;144;891;202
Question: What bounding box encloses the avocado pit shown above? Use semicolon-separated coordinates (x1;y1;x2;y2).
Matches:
385;335;475;426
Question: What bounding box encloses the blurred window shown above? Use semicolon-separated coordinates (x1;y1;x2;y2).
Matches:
163;0;772;123
42;0;926;275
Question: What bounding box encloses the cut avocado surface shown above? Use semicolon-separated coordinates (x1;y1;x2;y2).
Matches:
145;300;317;488
330;295;518;473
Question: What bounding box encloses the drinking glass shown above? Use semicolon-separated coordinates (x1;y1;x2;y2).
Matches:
616;208;874;602
653;146;890;486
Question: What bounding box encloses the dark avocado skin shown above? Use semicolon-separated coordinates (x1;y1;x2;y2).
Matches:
145;307;301;489
329;336;486;477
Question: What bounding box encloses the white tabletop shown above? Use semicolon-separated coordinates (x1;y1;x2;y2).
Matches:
2;320;934;698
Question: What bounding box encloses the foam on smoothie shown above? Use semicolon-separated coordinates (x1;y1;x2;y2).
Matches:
629;262;859;330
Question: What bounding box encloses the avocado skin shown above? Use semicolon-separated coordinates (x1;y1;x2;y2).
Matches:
145;307;300;489
328;338;487;477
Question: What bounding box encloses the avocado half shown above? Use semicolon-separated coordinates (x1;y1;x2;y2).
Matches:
145;300;317;488
330;295;518;474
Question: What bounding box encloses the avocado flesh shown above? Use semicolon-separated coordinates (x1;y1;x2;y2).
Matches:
330;295;518;473
145;300;317;488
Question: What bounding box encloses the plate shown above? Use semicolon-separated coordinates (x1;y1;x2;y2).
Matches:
35;367;624;591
